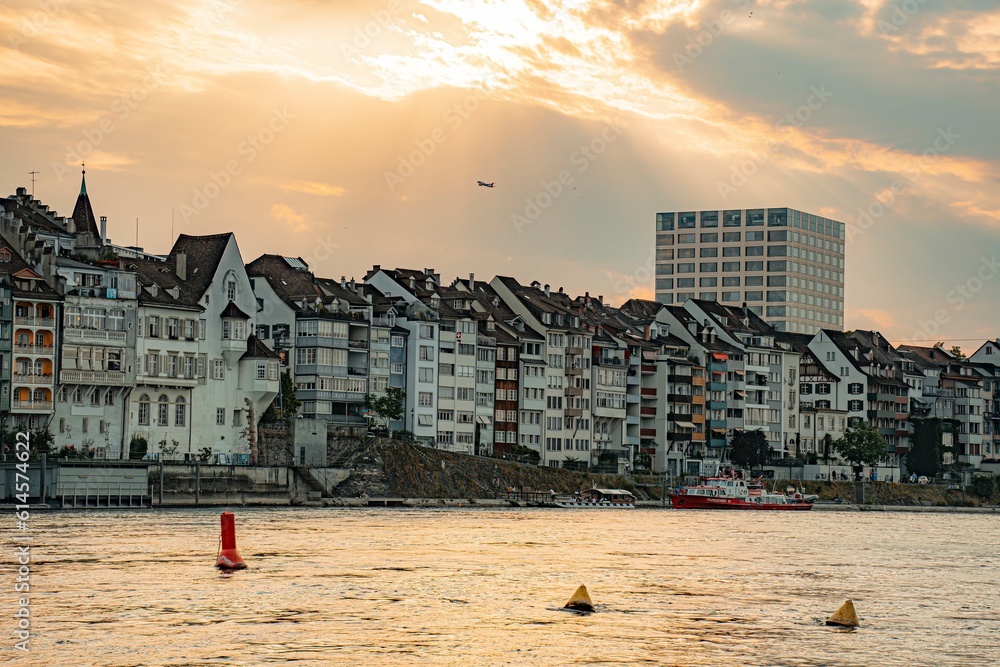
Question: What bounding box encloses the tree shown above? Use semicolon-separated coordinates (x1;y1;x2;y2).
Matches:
833;422;887;469
129;436;148;460
729;429;771;471
511;444;540;465
262;370;300;422
365;387;405;431
907;418;945;477
949;345;965;360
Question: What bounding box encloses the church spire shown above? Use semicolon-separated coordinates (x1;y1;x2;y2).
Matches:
72;163;101;239
80;163;87;196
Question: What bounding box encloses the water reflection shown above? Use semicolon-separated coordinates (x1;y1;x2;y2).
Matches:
19;508;1000;666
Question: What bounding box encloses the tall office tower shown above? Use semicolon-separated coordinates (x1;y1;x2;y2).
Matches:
654;208;845;334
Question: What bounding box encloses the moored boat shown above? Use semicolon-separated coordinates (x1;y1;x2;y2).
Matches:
669;475;812;510
551;488;636;508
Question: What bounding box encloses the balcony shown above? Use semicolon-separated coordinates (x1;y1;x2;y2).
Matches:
13;373;53;385
14;317;55;327
567;346;584;356
594;357;625;366
348;339;368;349
13;344;55;355
707;381;726;392
64;328;128;343
12;399;53;412
640;407;656;416
707;400;726;411
640;387;658;398
477;336;497;347
60;370;127;385
668;393;692;403
626;374;640;386
566;386;584;396
640;428;656;438
565;366;583;376
565;407;583;418
641;364;656;374
626;393;639;404
348;366;368;376
625;414;640;425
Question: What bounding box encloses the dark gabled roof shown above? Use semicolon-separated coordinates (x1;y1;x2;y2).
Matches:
220;301;251;320
0;196;72;237
619;298;664;320
0;237;59;299
314;277;369;307
129;257;203;310
71;171;101;238
167;233;234;299
241;334;279;360
493;275;591;332
664;305;742;353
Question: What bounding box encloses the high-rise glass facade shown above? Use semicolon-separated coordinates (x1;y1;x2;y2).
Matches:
655;208;845;334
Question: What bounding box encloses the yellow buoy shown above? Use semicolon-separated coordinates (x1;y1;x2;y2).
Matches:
564;584;594;612
826;599;859;627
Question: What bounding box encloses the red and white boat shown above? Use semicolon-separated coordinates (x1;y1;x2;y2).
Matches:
668;475;813;510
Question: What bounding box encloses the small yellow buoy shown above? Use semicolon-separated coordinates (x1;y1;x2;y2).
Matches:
564;584;594;612
826;599;859;627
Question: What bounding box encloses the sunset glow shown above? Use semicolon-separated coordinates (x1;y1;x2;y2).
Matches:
2;0;998;344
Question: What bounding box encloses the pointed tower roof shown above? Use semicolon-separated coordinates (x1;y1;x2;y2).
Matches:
71;166;101;237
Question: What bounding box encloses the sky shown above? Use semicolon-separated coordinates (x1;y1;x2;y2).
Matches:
2;0;998;350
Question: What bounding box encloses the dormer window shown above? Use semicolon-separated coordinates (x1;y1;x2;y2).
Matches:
0;250;10;262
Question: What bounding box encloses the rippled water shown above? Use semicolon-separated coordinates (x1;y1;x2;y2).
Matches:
7;507;999;666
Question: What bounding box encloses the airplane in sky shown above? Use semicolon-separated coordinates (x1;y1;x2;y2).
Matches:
477;181;495;188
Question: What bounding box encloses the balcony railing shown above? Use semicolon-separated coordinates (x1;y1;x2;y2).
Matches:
12;373;53;385
65;328;127;342
14;317;55;327
60;370;128;385
348;340;368;349
12;400;53;411
13;344;54;355
348;367;368;376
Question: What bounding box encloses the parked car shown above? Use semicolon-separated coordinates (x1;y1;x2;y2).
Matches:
918;476;929;484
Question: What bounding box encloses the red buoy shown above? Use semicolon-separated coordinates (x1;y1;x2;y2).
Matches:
215;511;247;570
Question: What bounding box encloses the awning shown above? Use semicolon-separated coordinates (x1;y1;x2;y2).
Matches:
674;421;697;429
733;369;745;376
712;428;726;434
710;352;728;361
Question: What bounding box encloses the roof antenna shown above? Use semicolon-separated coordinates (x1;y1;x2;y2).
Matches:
28;171;39;197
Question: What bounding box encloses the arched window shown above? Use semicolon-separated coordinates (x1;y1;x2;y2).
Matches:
138;394;150;425
32;388;46;403
157;395;169;426
175;396;186;427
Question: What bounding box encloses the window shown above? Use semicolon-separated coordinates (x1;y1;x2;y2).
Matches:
418;392;433;407
148;316;160;337
213;359;225;380
138;395;150;426
848;400;863;412
257;362;268;380
227;280;236;302
419;345;434;361
216;408;226;425
175;397;186;427
391;362;403;374
745;291;763;301
848;382;864;394
418;367;434;382
168;318;179;339
700;233;718;243
157;395;169;426
699;262;718;272
745;261;764;271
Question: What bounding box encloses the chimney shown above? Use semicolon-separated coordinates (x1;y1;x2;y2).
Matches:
598;295;603;304
100;215;107;245
341;275;346;289
643;323;651;340
15;187;26;197
409;276;416;290
176;251;187;281
544;284;550;296
469;273;475;291
558;286;563;294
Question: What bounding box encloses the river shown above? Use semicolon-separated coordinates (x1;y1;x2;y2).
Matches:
5;507;999;666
